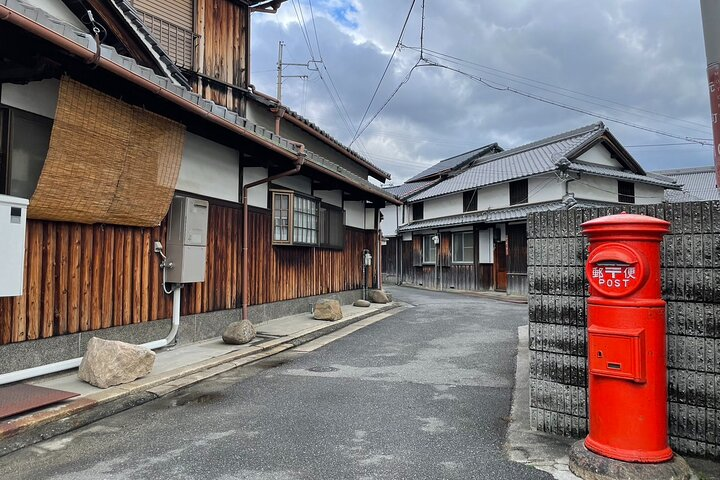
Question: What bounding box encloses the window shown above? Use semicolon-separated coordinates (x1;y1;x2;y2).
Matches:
509;179;528;205
618;181;635;204
452;231;474;263
292;194;318;245
271;190;320;246
0;108;53;198
422;235;437;264
412;202;424;221
319;203;344;249
463;190;477;212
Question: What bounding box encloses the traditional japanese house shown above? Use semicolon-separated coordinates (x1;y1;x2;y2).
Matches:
0;0;399;379
388;123;680;296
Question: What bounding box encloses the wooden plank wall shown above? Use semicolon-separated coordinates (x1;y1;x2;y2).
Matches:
195;0;248;112
0;205;377;346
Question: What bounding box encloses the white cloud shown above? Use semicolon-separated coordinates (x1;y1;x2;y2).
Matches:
251;0;714;183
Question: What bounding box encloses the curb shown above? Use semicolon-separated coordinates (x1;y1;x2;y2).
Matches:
0;302;402;457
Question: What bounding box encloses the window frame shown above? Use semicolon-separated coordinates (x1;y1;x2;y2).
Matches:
271;190;293;245
318;202;345;250
271;189;324;247
509;179;529;206
291;192;319;246
422;234;437;264
618;180;635;204
463;190;477;212
412;202;424;221
452;231;474;264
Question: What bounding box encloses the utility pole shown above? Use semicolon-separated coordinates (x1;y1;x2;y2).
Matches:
700;1;720;187
276;40;284;103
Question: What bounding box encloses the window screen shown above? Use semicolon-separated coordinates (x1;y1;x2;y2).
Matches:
423;235;436;264
272;192;291;242
293;194;318;245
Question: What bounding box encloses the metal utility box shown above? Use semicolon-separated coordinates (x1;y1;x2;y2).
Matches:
166;196;209;284
0;195;29;297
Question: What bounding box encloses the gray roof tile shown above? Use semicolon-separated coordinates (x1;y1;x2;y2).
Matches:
653;166;720;202
405;143;502;183
383;180;439;200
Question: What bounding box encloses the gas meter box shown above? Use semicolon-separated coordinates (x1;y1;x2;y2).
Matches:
166;196;209;284
581;213;672;463
0;195;28;297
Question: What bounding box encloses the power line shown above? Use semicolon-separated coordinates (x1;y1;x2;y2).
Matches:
350;0;417;146
420;58;712;146
403;45;712;134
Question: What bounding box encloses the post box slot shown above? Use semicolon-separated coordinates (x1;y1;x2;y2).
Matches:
588;326;645;383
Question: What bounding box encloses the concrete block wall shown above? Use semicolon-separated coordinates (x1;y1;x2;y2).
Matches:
527;201;720;460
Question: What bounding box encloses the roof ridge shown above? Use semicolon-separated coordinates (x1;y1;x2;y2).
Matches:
653;165;716;174
478;122;605;164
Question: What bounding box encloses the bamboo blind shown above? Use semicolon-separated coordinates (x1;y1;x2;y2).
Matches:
29;76;185;227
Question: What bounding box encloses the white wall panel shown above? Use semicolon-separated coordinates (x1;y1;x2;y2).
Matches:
1;79;60;119
345;201;365;229
177;132;240;202
243;167;269;208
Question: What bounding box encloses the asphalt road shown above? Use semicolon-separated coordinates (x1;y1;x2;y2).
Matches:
0;286;551;480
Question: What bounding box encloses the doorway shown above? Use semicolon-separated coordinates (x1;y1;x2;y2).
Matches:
494;241;507;291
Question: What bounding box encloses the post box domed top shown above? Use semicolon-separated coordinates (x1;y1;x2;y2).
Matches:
581;212;670;238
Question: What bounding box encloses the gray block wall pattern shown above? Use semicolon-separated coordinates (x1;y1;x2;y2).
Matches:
527;201;720;460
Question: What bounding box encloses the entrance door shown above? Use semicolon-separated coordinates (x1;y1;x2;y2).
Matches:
494;241;507;291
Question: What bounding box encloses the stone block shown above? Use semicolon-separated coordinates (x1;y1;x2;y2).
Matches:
222;320;256;345
353;299;371;307
78;337;155;389
313;299;343;321
368;290;390;304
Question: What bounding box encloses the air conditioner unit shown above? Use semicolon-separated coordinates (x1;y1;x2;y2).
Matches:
0;195;29;297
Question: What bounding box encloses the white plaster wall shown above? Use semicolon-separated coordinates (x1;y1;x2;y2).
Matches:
635;183;666;204
177;132;239;202
315;189;343;207
23;0;87;30
568;175;618;202
478;228;493;263
274;175;312;194
528;174;564;203
243;167;269;208
424;193;463;219
345;201;365;229
577;144;623;168
380;205;399;236
476;183;509;210
365;208;376;230
1;79;60;119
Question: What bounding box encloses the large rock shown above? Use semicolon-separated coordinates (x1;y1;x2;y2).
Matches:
223;320;256;345
314;299;343;321
78;337;155;389
353;299;371;307
368;289;390;304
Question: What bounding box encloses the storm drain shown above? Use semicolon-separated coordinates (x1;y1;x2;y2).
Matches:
307;366;338;373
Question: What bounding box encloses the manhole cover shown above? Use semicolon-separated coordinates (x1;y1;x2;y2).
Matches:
307;366;338;373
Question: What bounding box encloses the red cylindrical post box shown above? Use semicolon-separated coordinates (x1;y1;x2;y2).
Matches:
581;212;672;463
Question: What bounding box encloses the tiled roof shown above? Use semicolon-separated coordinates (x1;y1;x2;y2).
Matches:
407;123;678;202
397;201;570;232
405;143;502;183
383;180;439;200
408;123;604;201
2;0;398;204
653;166;720;202
396;199;627;232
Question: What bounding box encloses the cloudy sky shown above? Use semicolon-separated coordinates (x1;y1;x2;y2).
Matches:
250;1;712;184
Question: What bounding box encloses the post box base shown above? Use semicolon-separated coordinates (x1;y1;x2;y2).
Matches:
569;441;693;480
585;436;673;463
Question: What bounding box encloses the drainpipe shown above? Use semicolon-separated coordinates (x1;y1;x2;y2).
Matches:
0;287;182;385
242;148;305;320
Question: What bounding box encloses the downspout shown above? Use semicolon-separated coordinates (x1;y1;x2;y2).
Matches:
0;287;182;385
242;146;305;320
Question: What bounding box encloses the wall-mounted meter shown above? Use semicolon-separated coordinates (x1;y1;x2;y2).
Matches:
0;195;28;297
166;196;209;284
363;250;373;266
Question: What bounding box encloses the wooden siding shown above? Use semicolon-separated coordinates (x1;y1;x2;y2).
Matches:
133;0;194;31
0;205;378;346
507;223;528;295
195;0;248;111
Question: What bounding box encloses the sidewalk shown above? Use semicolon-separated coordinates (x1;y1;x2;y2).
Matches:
505;326;720;480
0;301;401;457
